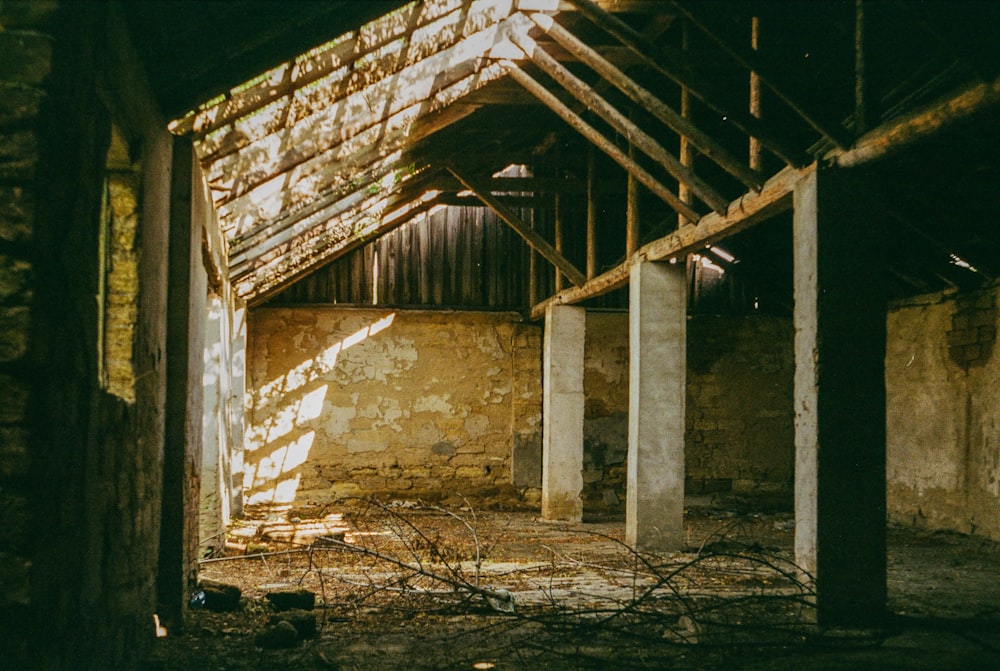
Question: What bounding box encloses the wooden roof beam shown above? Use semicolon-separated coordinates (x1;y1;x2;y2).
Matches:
567;0;807;168
508;23;730;214
203;17;516;203
218;100;484;233
529;163;810;319
528;12;763;192
447;165;587;287
668;0;853;150
504;61;702;223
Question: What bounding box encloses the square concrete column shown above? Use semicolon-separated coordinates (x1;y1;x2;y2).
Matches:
542;304;586;521
626;260;687;551
793;167;886;625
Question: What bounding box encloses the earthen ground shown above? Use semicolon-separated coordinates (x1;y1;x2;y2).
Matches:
149;499;1000;670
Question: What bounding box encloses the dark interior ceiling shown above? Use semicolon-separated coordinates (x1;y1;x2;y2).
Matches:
121;1;1000;308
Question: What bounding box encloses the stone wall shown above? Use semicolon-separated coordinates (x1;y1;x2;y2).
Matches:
247;308;795;513
1;4;176;668
886;284;1000;541
246;308;540;509
581;313;795;512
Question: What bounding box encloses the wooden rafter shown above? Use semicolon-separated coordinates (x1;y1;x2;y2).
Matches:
507;22;730;214
568;0;807;168
528;12;763;192
447;165;587;287
504;61;702;223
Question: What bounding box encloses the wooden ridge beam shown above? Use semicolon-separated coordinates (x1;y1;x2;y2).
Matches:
508;24;730;214
668;0;852;150
504;61;701;223
529;12;763;192
568;0;807;168
529;164;809;319
448;165;587;287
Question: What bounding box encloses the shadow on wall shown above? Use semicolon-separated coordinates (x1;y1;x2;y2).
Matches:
244;312;396;509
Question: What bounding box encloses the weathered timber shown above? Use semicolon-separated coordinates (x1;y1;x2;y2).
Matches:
508;25;730;214
749;16;762;171
215;87;486;233
229;167;438;266
627;140;640;256
854;0;876;135
504;62;701;223
568;0;806;168
669;0;852;150
448;166;587;287
529;164;809;319
529;12;763;192
205;19;516;204
554;192;565;291
239;195;443;303
835;74;1000;168
586;148;598;279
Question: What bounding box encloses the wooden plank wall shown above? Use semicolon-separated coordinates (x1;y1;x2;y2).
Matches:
267;204;546;310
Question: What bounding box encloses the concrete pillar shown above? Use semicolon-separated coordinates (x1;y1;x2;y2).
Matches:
200;293;228;555
229;301;247;518
542;304;585;521
793;167;886;625
626;260;687;550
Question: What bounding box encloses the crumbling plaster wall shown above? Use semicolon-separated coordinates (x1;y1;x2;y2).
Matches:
246;308;540;508
886;284;1000;541
247;307;794;512
582;313;795;511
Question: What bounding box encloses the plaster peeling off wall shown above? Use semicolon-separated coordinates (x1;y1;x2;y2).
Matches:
246;308;539;509
886;284;1000;540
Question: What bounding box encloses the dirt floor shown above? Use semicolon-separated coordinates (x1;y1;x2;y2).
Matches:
148;498;1000;670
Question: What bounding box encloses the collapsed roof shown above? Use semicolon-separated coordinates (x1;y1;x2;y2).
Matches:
126;0;1000;306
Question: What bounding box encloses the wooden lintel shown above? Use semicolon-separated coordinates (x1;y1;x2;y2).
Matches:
447;165;587;287
529;164;810;319
529;12;763;192
504;62;701;223
568;0;807;168
835;74;1000;168
509;24;730;214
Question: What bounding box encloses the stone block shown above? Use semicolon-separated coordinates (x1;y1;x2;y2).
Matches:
456;465;488;479
511;432;541;488
0;31;53;84
0;187;33;243
0;374;28;423
0;84;44;128
0;306;29;362
0;130;37;180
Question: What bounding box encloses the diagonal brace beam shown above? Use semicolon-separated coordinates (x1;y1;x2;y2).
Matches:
447;165;587;287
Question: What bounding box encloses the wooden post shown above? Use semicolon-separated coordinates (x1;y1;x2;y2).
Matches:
586;149;599;278
504;62;701;223
554;192;565;292
750;16;762;171
678;20;692;228
627;142;640;257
